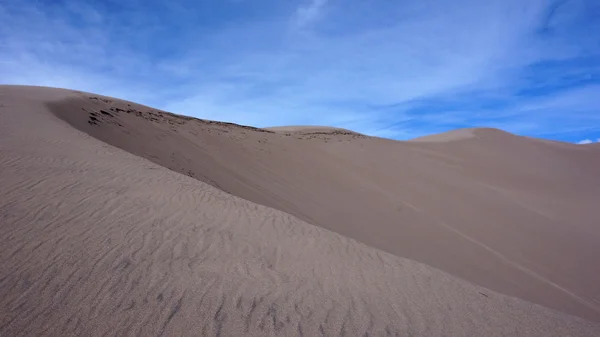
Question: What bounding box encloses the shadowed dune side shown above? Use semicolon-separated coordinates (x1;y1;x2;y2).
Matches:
2;86;600;336
37;85;600;322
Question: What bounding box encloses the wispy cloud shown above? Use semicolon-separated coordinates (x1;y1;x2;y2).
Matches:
1;0;599;143
292;0;328;29
577;138;600;144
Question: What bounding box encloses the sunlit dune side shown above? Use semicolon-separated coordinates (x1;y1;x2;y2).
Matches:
265;125;365;135
409;127;482;142
38;85;600;323
2;85;600;336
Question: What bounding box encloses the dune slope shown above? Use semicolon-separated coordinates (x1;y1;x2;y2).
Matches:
1;85;600;336
38;86;600;322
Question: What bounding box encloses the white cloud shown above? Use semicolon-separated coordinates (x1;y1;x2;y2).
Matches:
292;0;329;29
576;138;600;144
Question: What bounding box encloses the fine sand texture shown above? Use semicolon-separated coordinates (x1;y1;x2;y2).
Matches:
43;86;600;322
2;85;600;336
265;125;364;136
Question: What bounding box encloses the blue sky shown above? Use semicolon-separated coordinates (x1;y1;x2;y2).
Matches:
1;0;599;142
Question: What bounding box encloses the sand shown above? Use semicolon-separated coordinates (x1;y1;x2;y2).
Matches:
265;125;364;136
409;128;481;142
1;85;600;336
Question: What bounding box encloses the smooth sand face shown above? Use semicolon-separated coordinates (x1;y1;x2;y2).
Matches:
409;128;480;142
2;85;600;336
265;125;364;135
42;87;600;322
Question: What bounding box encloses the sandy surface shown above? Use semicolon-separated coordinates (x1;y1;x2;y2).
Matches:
409;128;481;142
2;85;600;336
265;125;364;136
43;86;600;322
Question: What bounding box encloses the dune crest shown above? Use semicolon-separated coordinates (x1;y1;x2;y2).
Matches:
2;85;600;336
408;127;517;142
265;125;365;136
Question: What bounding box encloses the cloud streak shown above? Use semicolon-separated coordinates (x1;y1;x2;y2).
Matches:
577;138;600;144
293;0;328;28
1;0;599;143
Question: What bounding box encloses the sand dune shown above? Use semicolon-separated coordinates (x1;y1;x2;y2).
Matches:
2;85;600;336
409;127;482;142
265;125;364;136
40;86;600;322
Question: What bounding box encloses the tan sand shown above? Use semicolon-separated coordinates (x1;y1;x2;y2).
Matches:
1;85;600;336
266;125;364;135
42;86;600;322
409;127;481;142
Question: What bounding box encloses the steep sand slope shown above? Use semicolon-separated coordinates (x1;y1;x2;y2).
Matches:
3;88;600;337
1;86;599;335
36;85;600;322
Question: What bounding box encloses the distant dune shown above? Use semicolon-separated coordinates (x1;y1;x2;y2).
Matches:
265;125;365;136
2;85;600;336
408;127;505;142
